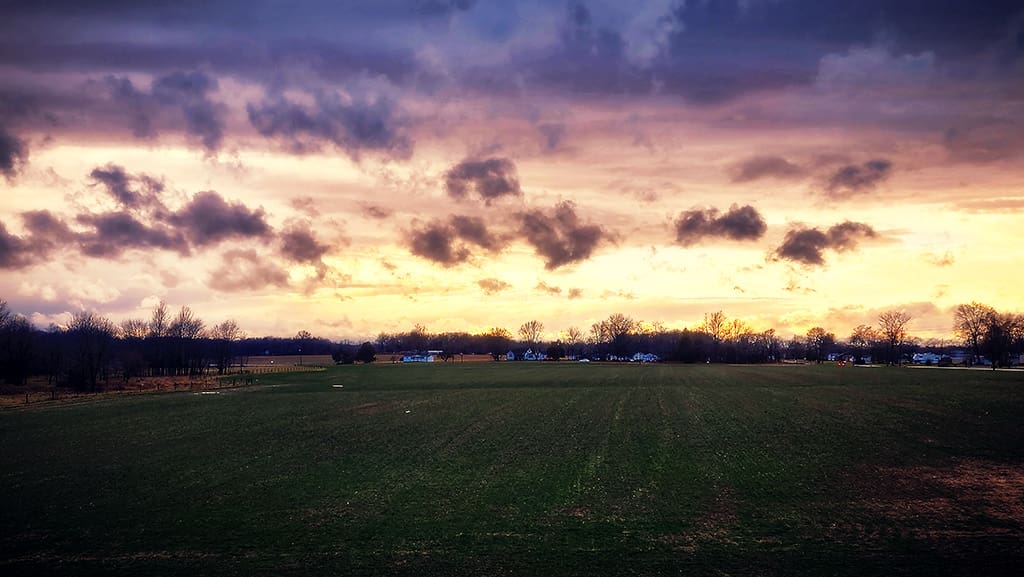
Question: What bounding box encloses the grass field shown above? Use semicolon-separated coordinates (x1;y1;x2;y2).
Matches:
2;363;1022;576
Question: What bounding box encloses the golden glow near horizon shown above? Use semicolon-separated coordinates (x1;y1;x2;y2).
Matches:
2;2;1023;343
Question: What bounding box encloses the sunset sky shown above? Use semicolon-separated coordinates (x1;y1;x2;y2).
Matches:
1;0;1022;342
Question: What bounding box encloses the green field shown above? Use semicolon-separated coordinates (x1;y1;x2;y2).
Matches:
2;363;1022;576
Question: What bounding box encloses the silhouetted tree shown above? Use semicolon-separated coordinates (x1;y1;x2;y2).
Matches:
848;324;877;364
210;320;243;374
355;341;376;364
0;301;33;384
805;327;835;363
66;311;116;391
518;320;544;351
954;302;996;365
878;310;912;365
983;313;1023;368
546;341;566;361
482;327;512;360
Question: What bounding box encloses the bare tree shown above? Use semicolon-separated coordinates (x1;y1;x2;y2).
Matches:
700;311;728;344
848;324;878;363
482;327;512;360
518;320;545;351
0;301;33;385
169;306;205;375
877;311;912;365
983;312;1024;368
564;326;583;358
120;318;148;340
211;320;244;374
806;327;835;363
148;300;169;338
66;311;116;391
953;302;996;365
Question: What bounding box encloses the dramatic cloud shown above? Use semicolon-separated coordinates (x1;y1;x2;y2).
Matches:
0;127;27;179
407;221;469;266
567;288;583;299
0;221;31;269
449;215;501;251
517;201;610;270
444;157;521;204
730;156;805;183
674;204;767;246
106;71;226;152
823;159;893;199
89;164;165;210
5;166;281;267
208;249;290;292
477;277;511;295
21;210;75;255
406;215;503;266
76;212;188;258
247;92;411;159
774;221;877;266
280;222;330;264
168;191;272;247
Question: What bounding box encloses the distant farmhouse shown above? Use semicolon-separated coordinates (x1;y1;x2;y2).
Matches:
507;349;547;361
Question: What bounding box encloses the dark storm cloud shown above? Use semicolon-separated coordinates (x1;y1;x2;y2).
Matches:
168;191;272;247
729;156;805;183
0;126;27;179
407;220;469;266
444;157;521;204
106;71;226;152
774;221;877;266
208;249;290;293
89;163;165;210
406;214;504;266
822;159;893;199
76;212;189;258
449;215;501;250
0;0;1021;111
280;222;330;264
674;204;767;246
247;92;411;159
517;201;609;270
21;210;75;256
0;220;32;269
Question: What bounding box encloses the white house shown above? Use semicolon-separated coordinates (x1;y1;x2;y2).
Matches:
912;352;943;365
523;349;547;361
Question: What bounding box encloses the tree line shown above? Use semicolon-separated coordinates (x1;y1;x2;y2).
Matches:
2;298;1022;390
0;299;332;390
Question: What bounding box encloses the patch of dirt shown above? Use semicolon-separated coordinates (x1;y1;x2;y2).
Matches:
838;459;1024;543
658;486;739;552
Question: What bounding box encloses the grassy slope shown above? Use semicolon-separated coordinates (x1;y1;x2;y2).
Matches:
1;363;1022;576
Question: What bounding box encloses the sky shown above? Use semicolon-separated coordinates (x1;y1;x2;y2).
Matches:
1;0;1023;342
